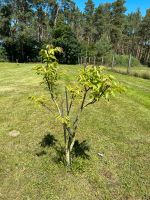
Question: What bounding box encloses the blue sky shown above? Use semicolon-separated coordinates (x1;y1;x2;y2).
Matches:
75;0;150;16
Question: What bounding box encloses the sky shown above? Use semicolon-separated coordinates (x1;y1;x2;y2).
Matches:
75;0;150;16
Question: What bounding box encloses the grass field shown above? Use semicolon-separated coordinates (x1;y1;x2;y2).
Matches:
0;63;150;200
111;66;150;79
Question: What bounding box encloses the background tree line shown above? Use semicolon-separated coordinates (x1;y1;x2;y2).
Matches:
0;0;149;65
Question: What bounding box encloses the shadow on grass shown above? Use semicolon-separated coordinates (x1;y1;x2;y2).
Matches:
36;133;90;164
36;132;57;157
72;140;90;159
40;133;57;147
36;150;47;156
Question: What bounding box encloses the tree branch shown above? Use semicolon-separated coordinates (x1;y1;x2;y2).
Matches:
39;101;54;115
83;85;111;108
72;87;89;136
45;75;62;116
68;94;74;114
83;99;96;108
65;87;69;115
80;87;88;111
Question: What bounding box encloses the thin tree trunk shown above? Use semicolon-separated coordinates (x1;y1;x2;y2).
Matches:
65;128;74;167
54;6;60;27
21;43;24;62
139;46;143;60
146;49;150;63
63;87;89;167
145;48;150;63
66;148;71;166
38;26;40;42
70;135;76;152
136;45;140;59
63;124;67;145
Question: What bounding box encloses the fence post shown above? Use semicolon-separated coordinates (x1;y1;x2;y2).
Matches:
94;56;96;65
111;55;115;69
127;54;132;74
101;57;104;65
86;56;88;65
89;57;91;64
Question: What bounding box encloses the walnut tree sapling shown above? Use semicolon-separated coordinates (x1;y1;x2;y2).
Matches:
31;45;124;167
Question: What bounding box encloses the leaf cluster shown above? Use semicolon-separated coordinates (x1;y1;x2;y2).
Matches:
34;45;63;95
32;45;124;127
78;66;124;103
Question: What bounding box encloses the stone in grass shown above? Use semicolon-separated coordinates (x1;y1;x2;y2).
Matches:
98;152;104;157
8;130;20;137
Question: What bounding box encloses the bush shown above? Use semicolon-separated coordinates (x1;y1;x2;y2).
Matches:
0;47;8;62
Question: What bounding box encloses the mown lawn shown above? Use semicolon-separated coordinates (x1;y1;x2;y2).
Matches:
0;63;150;200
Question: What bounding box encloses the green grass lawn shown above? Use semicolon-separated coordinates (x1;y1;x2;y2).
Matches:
0;63;150;200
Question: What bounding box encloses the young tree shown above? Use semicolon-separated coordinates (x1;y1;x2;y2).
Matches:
31;45;124;167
